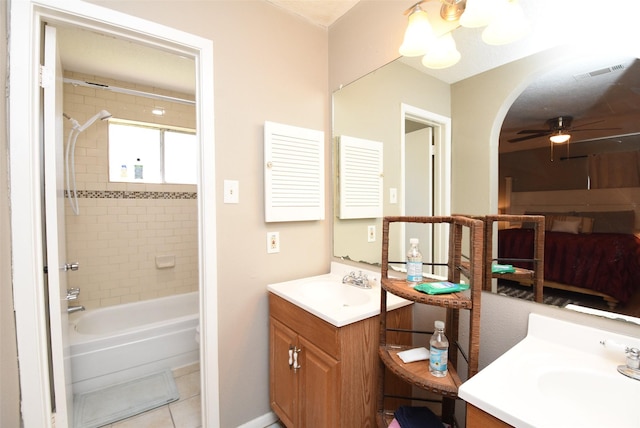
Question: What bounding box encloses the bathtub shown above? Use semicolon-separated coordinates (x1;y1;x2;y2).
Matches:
69;291;200;394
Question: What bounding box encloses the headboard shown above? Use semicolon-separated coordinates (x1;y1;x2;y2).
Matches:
508;188;640;233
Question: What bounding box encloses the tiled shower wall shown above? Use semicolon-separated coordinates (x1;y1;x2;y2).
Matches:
63;71;198;310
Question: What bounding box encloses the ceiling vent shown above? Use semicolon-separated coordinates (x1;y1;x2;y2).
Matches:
573;64;625;81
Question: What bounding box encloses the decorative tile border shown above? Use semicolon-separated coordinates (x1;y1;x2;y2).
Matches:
65;190;197;200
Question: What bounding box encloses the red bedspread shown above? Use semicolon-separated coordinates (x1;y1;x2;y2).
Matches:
498;229;640;303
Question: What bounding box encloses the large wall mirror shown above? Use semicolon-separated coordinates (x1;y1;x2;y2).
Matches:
333;59;451;269
333;48;640;322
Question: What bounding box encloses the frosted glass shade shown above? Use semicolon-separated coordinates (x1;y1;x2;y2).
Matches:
482;0;528;45
421;33;461;69
460;0;501;28
550;133;571;144
399;7;435;57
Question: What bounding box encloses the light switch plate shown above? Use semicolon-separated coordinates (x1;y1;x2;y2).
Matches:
390;188;397;204
223;180;239;204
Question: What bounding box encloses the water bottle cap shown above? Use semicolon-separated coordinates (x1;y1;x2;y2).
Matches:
435;320;445;329
410;238;419;244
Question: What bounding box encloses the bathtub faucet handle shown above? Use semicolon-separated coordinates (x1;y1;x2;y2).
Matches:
66;288;80;300
64;262;80;272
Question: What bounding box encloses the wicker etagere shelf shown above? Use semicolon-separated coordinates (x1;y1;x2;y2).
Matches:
481;215;545;303
376;216;483;427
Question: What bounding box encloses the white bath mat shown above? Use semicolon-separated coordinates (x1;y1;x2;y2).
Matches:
73;369;179;428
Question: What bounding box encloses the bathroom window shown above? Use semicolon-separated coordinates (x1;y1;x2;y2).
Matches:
109;120;197;184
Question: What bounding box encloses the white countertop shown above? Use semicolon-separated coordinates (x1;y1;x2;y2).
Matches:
267;262;412;327
459;313;640;428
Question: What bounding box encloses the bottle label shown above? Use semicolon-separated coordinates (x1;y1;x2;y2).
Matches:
406;261;422;283
430;348;448;372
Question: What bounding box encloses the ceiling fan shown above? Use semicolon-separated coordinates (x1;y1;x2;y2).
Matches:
507;116;621;143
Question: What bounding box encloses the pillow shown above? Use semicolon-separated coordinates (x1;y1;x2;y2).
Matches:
551;219;581;234
579;216;594;234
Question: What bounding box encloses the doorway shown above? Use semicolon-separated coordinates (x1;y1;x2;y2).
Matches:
400;103;451;277
9;1;219;427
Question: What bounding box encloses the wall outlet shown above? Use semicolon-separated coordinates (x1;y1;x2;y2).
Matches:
267;232;280;254
367;225;376;243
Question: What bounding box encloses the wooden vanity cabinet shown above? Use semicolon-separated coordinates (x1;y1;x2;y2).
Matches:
269;293;412;428
466;403;513;428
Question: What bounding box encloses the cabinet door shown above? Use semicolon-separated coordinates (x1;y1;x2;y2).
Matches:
298;336;339;428
270;318;298;427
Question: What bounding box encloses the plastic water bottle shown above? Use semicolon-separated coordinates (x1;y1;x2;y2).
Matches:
406;238;423;285
429;320;449;377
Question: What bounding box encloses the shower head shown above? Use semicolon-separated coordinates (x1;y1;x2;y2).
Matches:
76;109;112;132
64;109;112;133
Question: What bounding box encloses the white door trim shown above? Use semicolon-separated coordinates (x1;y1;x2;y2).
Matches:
400;104;452;271
8;1;219;426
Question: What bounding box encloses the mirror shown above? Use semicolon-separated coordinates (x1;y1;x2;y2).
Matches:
333;59;451;266
333;51;640;322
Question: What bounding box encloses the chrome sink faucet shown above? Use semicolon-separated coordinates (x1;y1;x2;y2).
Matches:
600;339;640;381
342;271;371;289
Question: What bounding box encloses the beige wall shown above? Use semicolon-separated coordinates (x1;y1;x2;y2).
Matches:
333;59;450;264
85;1;330;426
1;0;21;425
63;72;198;309
5;1;640;427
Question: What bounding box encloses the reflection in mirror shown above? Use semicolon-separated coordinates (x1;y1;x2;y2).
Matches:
497;53;640;320
333;59;451;267
333;49;640;324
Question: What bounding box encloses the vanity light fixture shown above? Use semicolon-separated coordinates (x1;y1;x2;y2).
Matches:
399;0;528;69
151;107;165;116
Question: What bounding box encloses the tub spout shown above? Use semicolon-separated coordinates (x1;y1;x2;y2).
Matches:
67;305;85;314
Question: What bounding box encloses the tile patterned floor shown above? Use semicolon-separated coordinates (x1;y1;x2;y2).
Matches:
104;363;202;428
100;362;283;427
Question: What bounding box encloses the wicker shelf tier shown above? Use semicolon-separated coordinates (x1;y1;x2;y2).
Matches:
378;345;462;396
381;278;473;310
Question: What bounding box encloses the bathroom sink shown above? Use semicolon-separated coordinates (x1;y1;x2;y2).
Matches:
459;313;640;428
298;280;370;307
535;367;639;427
267;262;412;327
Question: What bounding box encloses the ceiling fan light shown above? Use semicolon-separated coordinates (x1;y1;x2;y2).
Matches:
550;132;571;144
481;0;528;45
399;6;435;57
460;0;501;28
421;32;461;69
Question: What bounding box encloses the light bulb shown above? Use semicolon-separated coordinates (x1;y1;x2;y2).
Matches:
399;7;435;57
422;33;461;69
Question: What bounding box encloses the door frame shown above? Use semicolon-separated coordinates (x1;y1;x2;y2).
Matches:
8;1;219;426
400;103;452;267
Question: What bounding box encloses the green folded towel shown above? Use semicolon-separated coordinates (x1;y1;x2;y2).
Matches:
414;281;470;295
492;264;516;274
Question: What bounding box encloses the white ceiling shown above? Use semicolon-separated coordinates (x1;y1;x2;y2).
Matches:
56;0;640;152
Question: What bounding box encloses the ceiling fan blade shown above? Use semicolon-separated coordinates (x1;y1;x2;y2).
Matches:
571;127;622;132
516;129;550;134
569;119;605;130
508;132;550;143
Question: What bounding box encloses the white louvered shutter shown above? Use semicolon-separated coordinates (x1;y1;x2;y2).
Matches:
338;135;383;219
264;121;325;222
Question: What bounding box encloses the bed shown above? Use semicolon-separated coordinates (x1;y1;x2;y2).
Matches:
498;211;640;309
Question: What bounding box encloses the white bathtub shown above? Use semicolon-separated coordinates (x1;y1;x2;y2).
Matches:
69;292;200;394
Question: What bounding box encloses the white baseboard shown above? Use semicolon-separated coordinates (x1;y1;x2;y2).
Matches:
236;411;279;428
